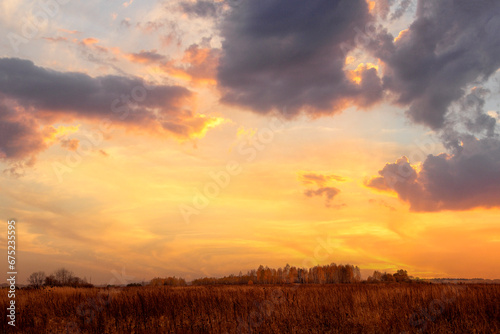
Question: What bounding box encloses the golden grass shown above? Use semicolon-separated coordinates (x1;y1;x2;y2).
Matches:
1;284;499;333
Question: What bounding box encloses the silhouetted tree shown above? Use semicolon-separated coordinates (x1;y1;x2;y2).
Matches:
393;269;410;282
44;274;58;287
55;268;73;286
28;271;45;288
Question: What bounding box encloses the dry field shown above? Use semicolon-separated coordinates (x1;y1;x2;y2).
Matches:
1;284;499;333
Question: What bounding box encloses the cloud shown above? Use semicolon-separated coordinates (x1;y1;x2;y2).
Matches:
369;0;500;129
160;43;221;85
60;138;80;151
180;0;218;18
300;172;344;207
368;198;396;211
126;50;167;64
370;0;390;20
135;21;165;34
364;0;500;213
390;0;412;21
0;58;223;162
300;173;346;187
367;134;500;212
441;87;497;148
217;0;383;116
0;103;52;160
2;157;36;178
98;149;109;157
367;81;500;213
0;58;188;122
304;187;341;207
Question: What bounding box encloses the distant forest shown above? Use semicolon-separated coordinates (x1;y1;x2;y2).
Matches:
28;264;416;288
25;263;500;288
151;264;413;287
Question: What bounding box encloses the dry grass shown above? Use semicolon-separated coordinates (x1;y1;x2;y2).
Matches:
1;284;499;333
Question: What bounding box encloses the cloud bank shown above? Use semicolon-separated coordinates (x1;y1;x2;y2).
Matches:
217;0;383;116
369;0;500;129
0;58;220;161
367;135;500;212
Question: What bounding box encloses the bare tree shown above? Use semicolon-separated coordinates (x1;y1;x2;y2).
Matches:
55;268;74;286
28;271;46;287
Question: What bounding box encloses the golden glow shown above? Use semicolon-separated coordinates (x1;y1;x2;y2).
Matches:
394;29;409;43
236;126;257;139
43;124;80;144
368;1;376;13
4;2;499;284
10;121;500;281
348;63;379;85
345;56;356;66
82;37;99;45
187;115;226;140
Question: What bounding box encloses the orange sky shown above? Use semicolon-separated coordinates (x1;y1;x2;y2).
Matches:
1;0;499;284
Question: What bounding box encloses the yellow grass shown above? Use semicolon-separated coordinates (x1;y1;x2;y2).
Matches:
1;284;499;333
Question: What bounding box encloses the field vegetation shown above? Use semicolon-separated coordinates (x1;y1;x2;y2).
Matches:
2;283;499;333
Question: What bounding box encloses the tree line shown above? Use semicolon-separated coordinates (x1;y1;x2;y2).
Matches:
27;265;412;288
28;268;92;288
366;269;411;283
190;264;363;285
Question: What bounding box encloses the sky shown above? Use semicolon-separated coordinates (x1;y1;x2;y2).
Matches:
1;0;500;284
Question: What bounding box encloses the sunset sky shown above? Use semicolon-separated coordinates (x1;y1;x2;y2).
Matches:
1;0;500;284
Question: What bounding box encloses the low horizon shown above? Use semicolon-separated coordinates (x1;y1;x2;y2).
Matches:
18;263;500;286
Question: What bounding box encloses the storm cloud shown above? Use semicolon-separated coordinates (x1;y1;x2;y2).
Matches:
0;103;50;160
367;134;500;212
217;0;383;116
0;58;219;161
0;58;190;122
363;0;500;212
370;0;500;129
180;0;219;18
367;82;500;212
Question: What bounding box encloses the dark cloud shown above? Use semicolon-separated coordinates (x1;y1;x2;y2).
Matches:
0;103;50;160
217;0;383;116
181;44;221;83
0;57;188;124
127;50;167;64
372;0;391;20
180;0;218;18
436;87;497;159
367;134;500;212
121;19;132;28
0;58;221;162
369;0;500;129
304;187;341;207
390;0;412;21
365;1;500;212
368;82;500;212
159;43;221;85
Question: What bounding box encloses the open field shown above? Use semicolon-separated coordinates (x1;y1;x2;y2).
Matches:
2;284;499;333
